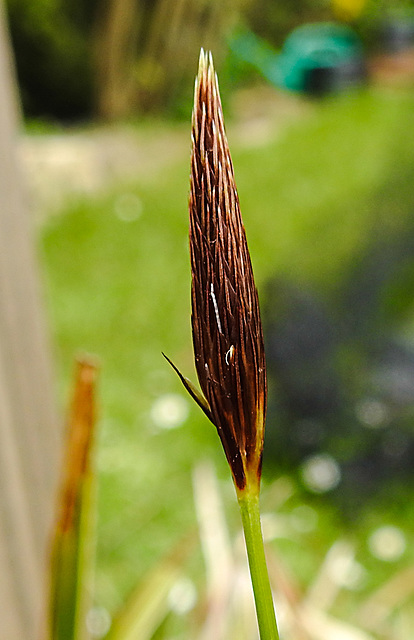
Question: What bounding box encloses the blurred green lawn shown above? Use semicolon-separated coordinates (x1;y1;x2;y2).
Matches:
39;84;414;620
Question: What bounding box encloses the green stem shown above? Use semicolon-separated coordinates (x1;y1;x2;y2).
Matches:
237;489;280;640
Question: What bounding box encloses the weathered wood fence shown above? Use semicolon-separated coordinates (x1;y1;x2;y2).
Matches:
0;3;61;638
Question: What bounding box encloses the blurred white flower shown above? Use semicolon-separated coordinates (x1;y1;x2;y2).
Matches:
150;393;189;430
328;551;366;590
301;453;341;493
86;606;111;638
168;578;197;615
355;397;390;429
368;525;406;561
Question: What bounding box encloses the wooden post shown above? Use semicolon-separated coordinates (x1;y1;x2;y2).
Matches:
0;3;60;638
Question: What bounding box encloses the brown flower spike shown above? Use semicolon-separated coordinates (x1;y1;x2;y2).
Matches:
166;50;266;493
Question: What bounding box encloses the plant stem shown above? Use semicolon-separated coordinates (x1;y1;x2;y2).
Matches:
238;489;280;640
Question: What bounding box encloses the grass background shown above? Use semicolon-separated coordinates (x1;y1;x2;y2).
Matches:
39;83;414;625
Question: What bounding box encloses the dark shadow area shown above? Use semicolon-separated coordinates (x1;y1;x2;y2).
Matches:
262;144;414;517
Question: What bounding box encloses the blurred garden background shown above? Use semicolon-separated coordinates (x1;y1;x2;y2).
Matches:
2;0;414;638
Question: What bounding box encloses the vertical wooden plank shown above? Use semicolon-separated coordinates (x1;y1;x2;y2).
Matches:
0;3;61;638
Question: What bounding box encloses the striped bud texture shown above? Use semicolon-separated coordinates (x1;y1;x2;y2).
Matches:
165;50;267;492
186;50;267;492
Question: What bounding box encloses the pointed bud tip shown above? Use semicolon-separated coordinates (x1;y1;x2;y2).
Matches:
197;48;215;79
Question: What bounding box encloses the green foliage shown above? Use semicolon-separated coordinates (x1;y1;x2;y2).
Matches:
5;0;95;118
40;85;414;632
243;0;332;49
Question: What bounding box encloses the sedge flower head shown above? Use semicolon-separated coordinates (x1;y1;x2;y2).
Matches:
165;50;267;493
